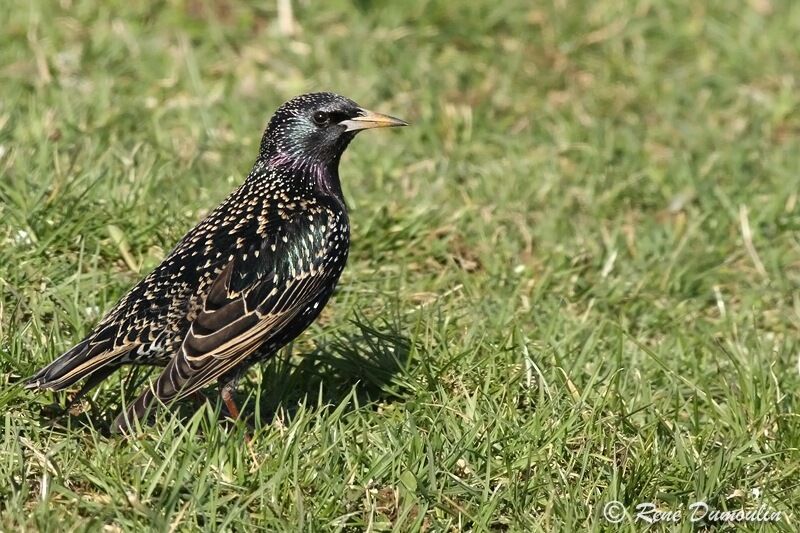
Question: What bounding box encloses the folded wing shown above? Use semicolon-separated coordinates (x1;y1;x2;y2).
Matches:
113;207;342;431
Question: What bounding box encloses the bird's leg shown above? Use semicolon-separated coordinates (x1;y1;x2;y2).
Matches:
220;381;241;421
218;370;242;421
218;375;257;463
218;374;249;432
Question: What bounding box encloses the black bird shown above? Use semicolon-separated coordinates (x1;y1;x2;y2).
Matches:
25;92;408;432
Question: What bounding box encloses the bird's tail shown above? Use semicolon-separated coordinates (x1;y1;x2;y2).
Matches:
25;325;128;391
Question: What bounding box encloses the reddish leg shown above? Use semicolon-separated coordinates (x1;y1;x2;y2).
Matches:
219;379;256;460
221;385;241;420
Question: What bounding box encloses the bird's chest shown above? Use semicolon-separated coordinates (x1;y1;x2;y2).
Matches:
262;201;349;275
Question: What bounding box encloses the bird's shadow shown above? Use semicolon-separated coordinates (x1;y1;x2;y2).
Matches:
34;311;415;435
247;311;415;425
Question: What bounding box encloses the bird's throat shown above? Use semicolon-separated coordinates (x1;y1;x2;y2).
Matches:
266;151;344;200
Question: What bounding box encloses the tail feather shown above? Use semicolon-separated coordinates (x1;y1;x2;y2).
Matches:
25;338;95;390
25;325;130;391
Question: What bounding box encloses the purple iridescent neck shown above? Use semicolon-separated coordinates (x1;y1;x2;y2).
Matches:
265;150;344;199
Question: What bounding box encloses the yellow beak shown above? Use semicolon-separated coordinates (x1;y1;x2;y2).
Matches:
339;108;409;132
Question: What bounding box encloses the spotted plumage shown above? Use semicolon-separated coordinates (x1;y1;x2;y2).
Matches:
25;92;407;432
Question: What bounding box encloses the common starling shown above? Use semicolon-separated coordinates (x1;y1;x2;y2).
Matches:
25;92;408;432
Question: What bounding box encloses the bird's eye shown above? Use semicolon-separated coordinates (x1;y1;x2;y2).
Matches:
312;111;329;125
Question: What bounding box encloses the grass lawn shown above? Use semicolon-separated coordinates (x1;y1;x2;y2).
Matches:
1;0;799;530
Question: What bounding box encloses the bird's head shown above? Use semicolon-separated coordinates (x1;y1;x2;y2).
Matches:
260;92;407;168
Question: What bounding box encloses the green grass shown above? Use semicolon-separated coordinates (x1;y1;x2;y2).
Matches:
1;0;799;530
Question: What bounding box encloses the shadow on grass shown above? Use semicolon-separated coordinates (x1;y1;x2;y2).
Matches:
249;310;416;425
32;311;415;434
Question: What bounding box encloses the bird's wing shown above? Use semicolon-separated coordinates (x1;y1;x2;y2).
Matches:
27;183;303;391
116;207;342;427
